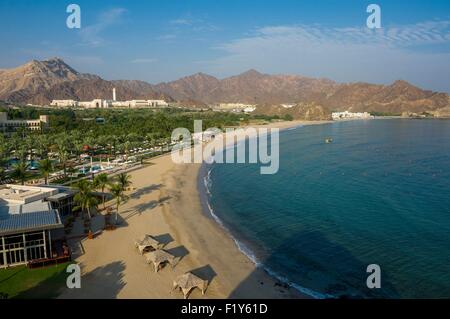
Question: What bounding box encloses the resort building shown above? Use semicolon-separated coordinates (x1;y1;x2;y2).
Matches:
192;129;217;143
49;99;78;107
332;111;374;120
50;88;169;109
213;103;257;113
243;106;256;113
217;103;256;110
0;184;74;268
0;112;49;133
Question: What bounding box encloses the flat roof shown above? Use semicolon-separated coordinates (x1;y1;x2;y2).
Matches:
0;209;63;236
0;184;58;205
46;191;75;201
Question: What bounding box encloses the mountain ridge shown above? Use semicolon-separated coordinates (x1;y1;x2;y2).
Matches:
0;58;449;119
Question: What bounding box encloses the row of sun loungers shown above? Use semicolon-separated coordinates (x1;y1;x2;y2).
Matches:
134;234;208;299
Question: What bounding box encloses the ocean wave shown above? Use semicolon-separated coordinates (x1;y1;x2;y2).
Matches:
201;172;329;299
203;167;213;196
285;125;304;131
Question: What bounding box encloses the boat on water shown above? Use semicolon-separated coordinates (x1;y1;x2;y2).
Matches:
325;138;333;143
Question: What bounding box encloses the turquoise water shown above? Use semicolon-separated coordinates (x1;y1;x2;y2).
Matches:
8;159;39;169
204;119;450;298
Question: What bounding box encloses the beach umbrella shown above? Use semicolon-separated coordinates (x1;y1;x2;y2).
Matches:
135;235;163;254
144;249;175;272
173;272;208;299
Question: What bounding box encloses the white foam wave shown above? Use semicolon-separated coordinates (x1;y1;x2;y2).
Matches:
202;181;329;299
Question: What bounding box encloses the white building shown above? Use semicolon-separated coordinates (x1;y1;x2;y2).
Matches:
50;100;78;107
192;129;217;143
332;111;374;120
218;103;256;110
0;184;75;268
243;106;256;113
50;88;169;109
0;112;49;133
147;100;169;107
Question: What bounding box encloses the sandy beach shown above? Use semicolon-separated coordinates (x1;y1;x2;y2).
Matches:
59;120;330;299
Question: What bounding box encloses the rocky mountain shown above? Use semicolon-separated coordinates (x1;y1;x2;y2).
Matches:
154;69;338;105
154;72;221;102
156;69;449;115
0;58;170;104
0;58;449;119
0;58;100;102
322;80;449;114
255;102;332;121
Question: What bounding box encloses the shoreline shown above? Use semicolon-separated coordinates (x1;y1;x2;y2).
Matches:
59;119;330;299
196;120;332;299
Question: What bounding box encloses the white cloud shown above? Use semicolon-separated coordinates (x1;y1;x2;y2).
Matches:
168;15;219;33
130;58;158;63
203;20;450;92
170;19;192;25
157;34;177;40
79;8;127;47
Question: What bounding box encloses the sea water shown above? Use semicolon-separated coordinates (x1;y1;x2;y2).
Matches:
203;119;450;298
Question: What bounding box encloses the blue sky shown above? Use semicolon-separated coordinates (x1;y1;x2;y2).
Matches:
0;0;449;92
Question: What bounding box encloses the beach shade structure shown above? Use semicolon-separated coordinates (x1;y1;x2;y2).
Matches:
173;272;208;299
135;235;164;255
144;249;176;272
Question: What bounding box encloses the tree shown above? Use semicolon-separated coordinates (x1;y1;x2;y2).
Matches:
67;165;77;178
0;134;8;163
56;134;71;178
36;135;50;159
0;167;7;184
11;161;29;185
109;183;129;224
73;180;98;219
38;158;53;185
93;173;109;209
116;172;132;192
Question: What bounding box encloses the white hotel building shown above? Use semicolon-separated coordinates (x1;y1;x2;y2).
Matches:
0;112;49;133
51;88;169;109
332;111;374;120
0;185;74;268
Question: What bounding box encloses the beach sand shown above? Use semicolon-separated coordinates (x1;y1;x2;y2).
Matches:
59;120;330;299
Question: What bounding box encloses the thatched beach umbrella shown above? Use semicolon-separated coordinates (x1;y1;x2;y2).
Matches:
135;235;163;255
173;272;208;299
144;249;176;272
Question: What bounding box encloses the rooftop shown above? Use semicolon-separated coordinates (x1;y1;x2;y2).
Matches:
0;184;59;205
0;185;67;236
0;209;62;236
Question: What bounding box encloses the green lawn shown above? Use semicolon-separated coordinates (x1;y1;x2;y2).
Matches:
0;263;69;299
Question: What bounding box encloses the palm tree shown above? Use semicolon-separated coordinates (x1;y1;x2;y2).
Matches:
56;134;71;178
0;167;7;185
0;134;8;162
116;172;132;192
109;183;129;224
38;158;53;185
58;148;69;178
36;135;50;159
11;161;29;185
93;173;109;209
67;165;77;179
73;180;98;219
